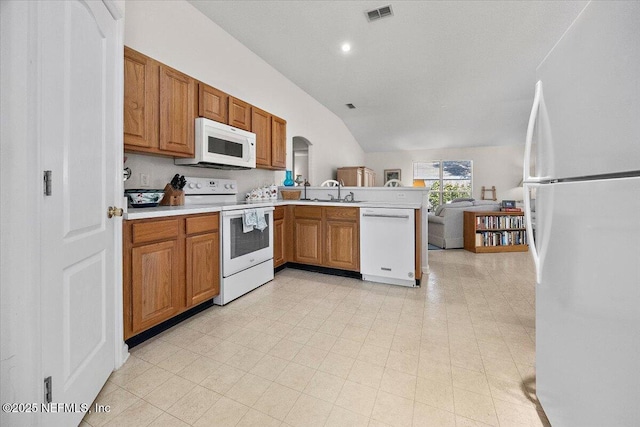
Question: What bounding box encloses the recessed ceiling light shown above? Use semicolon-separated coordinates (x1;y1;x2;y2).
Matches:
341;43;351;53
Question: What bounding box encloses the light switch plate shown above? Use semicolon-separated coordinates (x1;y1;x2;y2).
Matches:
140;173;150;187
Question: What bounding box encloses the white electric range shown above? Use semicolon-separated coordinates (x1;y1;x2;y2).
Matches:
183;177;274;305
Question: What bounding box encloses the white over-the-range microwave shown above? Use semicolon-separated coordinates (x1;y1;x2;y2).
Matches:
175;118;256;169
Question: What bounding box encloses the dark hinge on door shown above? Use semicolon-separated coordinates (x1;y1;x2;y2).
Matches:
43;170;52;196
44;376;52;403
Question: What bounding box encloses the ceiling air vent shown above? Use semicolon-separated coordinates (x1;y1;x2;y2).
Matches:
366;5;394;22
346;103;356;109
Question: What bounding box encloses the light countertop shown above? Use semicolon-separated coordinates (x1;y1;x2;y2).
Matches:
124;200;423;220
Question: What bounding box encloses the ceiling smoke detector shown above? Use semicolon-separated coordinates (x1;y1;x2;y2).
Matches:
346;103;356;109
366;5;394;22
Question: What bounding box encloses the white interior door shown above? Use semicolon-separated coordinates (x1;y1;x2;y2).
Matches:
40;1;120;425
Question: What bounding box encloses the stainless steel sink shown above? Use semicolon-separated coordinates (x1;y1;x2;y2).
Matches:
304;198;363;203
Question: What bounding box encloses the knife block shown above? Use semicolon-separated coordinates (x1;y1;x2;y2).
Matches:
160;183;184;206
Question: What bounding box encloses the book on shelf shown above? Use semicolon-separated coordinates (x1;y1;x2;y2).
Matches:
501;207;522;212
475;214;525;230
477;230;527;247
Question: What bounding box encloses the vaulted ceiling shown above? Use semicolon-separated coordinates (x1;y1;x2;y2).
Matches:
188;1;587;152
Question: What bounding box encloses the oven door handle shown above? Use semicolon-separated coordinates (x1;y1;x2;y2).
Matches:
222;206;275;218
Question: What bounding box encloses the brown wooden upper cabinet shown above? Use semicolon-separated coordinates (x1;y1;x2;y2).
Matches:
252;107;272;168
228;96;251;131
251;108;287;171
198;82;228;123
124;47;196;158
271;115;287;170
123;47;158;151
159;66;196;156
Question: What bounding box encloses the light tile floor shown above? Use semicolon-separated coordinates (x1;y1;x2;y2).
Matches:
82;250;550;427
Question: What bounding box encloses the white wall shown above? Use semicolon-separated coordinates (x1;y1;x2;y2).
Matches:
124;0;364;191
124;153;281;200
365;144;525;201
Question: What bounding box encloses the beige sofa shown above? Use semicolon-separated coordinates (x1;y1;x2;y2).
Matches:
428;200;501;248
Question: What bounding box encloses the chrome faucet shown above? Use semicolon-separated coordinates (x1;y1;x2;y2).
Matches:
328;193;336;201
337;180;343;201
344;191;355;202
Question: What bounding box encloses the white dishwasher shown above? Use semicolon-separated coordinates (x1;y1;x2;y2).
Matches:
360;207;416;287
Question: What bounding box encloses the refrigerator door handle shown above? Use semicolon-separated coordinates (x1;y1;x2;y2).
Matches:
524;81;545;184
524;183;541;281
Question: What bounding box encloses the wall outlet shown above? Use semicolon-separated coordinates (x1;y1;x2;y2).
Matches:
140;173;150;187
396;192;406;199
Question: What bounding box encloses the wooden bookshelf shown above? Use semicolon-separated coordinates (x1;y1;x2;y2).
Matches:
463;211;528;253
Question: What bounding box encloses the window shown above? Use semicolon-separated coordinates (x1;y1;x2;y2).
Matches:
413;160;472;208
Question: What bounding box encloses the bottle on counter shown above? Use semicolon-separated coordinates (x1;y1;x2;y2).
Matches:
283;170;295;186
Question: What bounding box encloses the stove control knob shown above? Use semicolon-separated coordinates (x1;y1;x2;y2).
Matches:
196;183;202;189
230;184;236;189
224;184;230;189
188;183;195;189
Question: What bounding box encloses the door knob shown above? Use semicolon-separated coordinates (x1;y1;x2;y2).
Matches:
107;206;123;218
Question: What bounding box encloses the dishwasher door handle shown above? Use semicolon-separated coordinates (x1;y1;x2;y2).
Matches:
362;213;410;219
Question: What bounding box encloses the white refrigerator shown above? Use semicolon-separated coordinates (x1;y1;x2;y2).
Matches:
523;2;640;426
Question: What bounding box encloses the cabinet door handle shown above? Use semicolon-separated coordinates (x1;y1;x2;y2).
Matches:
523;81;551;184
362;214;409;219
523;183;540;282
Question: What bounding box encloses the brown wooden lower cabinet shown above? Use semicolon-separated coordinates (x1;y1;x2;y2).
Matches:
273;219;285;267
294;218;323;265
325;207;359;271
123;212;219;340
186;232;219;306
291;206;359;272
325;220;359;271
273;206;286;268
131;239;181;335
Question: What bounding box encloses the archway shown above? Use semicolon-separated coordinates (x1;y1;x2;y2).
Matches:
292;136;312;185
